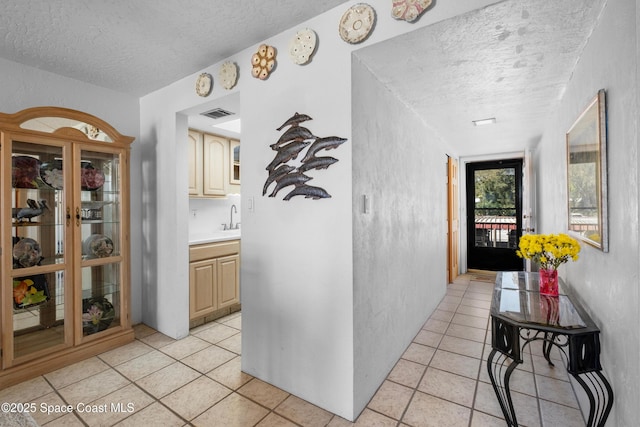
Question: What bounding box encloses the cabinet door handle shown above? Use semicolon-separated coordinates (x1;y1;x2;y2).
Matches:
76;207;81;226
66;207;71;226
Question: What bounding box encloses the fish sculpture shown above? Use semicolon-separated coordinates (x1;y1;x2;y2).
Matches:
283;184;331;201
12;199;49;222
269;172;313;197
266;140;311;171
270;126;316;150
276;112;313;131
297;156;339;173
301;136;347;163
263;164;296;195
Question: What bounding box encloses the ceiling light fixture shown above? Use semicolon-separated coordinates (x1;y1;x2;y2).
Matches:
472;118;496;126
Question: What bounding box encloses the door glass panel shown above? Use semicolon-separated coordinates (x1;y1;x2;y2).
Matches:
12;142;66;267
11;141;68;359
80;150;120;259
13;271;66;359
81;264;121;336
80;149;121;337
474;167;517;249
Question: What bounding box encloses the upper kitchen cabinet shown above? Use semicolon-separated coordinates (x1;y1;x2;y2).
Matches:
188;130;240;197
0;107;135;386
230;139;240;185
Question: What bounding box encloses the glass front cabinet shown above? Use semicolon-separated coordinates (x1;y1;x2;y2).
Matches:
0;107;134;386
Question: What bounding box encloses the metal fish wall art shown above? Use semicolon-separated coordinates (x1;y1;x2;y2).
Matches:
270;126;316;149
265;140;311;171
283;184;331;200
276;112;313;131
263;164;296;195
269;172;313;197
300;136;347;163
296;156;338;173
263;112;348;201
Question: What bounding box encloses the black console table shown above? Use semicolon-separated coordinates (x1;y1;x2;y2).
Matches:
488;271;613;427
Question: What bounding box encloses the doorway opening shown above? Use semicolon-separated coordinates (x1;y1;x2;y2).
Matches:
466;159;523;271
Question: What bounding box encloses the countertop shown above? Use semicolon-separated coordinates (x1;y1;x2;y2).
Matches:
189;230;241;245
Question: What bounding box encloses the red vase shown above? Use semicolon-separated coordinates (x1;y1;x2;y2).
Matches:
539;268;559;296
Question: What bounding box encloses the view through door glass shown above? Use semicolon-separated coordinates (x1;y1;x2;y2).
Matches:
466;159;523;271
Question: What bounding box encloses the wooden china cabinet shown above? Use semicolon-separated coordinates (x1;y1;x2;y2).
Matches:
0;107;134;387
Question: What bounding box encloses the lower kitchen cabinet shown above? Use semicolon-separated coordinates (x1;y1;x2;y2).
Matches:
189;240;240;322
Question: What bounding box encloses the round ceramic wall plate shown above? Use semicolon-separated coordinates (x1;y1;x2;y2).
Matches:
195;73;213;97
219;62;238;90
251;44;276;80
391;0;432;22
289;28;317;65
339;3;376;44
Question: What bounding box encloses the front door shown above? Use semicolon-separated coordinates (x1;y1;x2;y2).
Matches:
466;159;523;271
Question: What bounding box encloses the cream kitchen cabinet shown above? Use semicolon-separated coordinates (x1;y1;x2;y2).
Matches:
189;240;240;322
188;130;240;197
0;107;134;387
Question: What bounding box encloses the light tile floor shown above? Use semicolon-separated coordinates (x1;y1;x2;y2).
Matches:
0;274;585;426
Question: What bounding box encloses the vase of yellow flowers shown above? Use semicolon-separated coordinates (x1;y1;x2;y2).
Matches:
516;233;581;296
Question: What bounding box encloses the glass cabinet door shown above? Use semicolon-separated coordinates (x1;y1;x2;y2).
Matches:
9;140;71;363
77;148;124;338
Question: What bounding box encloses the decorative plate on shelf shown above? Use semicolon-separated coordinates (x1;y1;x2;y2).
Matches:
339;3;376;44
219;61;238;90
81;163;106;191
289;28;317;65
39;160;64;190
13;237;42;268
82;297;115;335
83;234;114;258
13;275;50;309
12;156;42;189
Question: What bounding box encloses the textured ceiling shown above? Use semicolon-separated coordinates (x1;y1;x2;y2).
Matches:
355;0;606;156
1;1;606;157
0;0;347;96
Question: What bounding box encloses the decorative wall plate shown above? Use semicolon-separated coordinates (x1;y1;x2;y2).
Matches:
251;44;276;80
219;61;238;90
195;73;213;97
339;3;376;44
289;28;317;65
391;0;432;22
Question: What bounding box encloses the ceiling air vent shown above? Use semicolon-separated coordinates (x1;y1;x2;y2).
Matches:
201;108;235;120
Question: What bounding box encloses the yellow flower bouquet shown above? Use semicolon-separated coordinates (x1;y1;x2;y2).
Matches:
517;233;580;296
516;233;580;269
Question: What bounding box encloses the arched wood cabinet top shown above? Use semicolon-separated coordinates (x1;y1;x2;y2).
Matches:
0;106;134;147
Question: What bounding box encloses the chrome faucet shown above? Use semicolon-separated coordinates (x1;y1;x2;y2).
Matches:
229;204;237;230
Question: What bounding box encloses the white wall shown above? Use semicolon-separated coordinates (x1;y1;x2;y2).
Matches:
0;58;143;324
535;1;638;425
138;0;505;420
352;56;449;413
